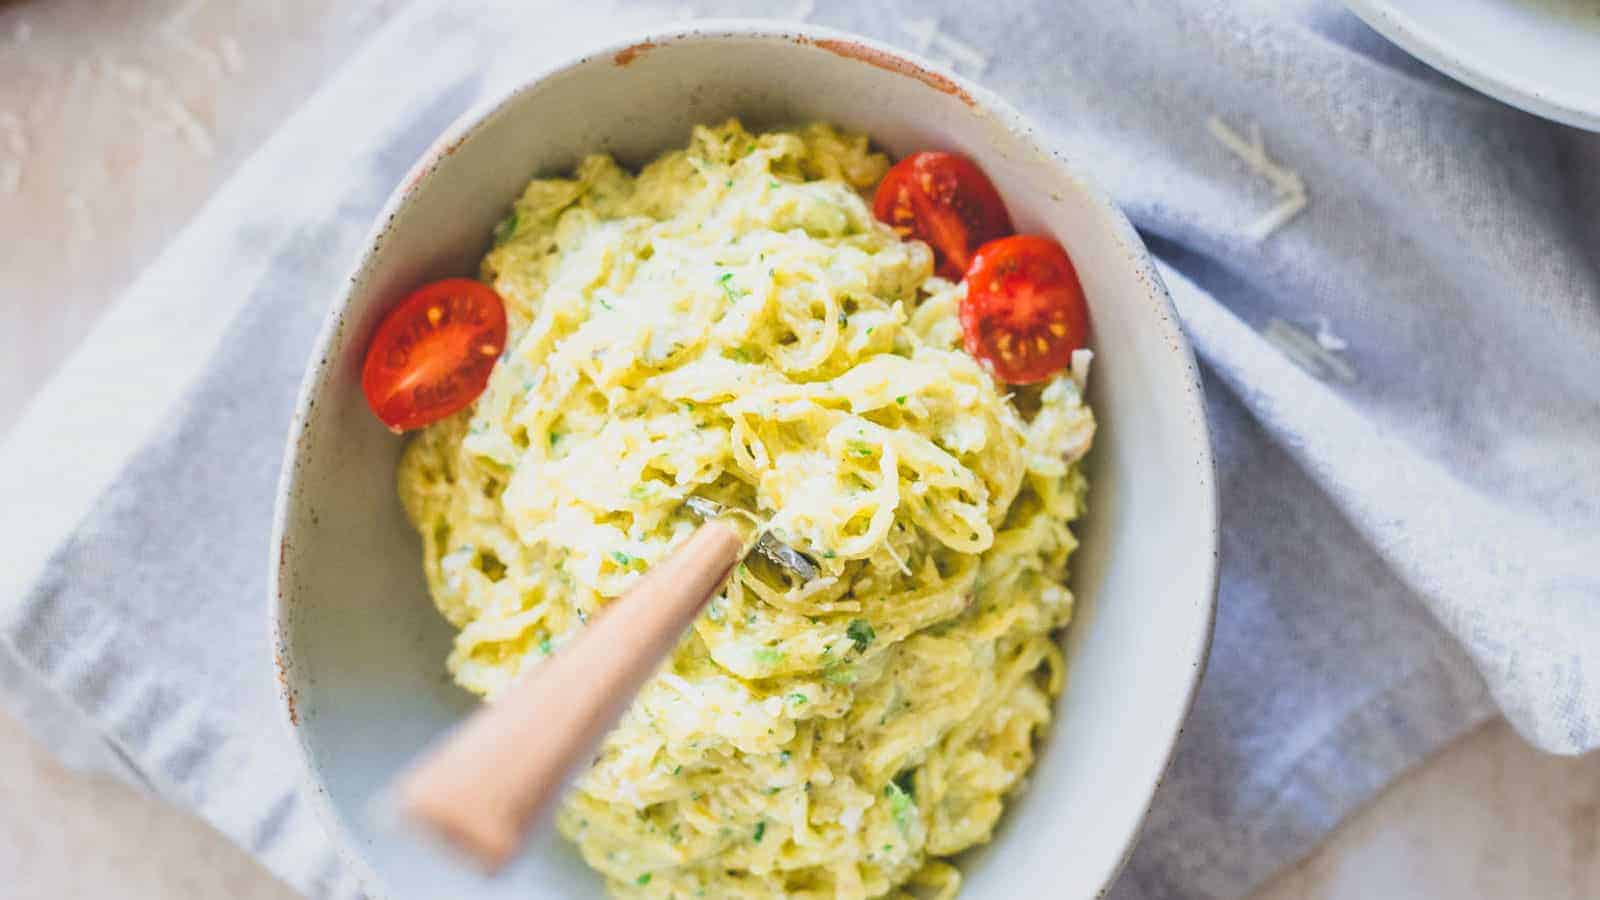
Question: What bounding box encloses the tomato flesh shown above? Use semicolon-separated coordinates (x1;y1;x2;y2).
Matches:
873;152;1013;281
361;278;508;432
960;235;1089;384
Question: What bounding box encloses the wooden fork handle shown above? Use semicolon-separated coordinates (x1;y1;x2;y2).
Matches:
392;522;743;871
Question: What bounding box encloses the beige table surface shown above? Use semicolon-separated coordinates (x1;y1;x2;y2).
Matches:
1;1;1597;898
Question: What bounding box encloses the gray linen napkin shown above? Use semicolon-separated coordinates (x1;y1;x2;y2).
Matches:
3;1;1597;898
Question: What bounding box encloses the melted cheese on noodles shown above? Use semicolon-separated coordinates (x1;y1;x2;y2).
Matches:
397;121;1096;900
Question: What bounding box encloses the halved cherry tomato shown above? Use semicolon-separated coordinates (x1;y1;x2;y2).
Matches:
873;151;1013;281
960;235;1089;384
361;278;508;432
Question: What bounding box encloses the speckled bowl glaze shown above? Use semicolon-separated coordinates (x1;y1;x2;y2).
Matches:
271;21;1217;900
1345;0;1600;132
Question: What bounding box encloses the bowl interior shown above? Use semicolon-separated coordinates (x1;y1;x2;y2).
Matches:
274;25;1216;900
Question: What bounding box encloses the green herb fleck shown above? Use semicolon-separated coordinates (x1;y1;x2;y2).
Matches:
539;637;553;655
672;765;683;775
752;821;767;843
727;348;751;363
787;692;808;705
764;786;781;795
548;431;561;447
824;665;857;685
725;178;734;188
821;549;836;559
611;551;635;567
895;395;907;405
492;210;519;245
847;619;875;652
847;440;874;458
718;271;745;305
885;780;914;834
636;873;652;886
754;647;786;666
779;750;791;765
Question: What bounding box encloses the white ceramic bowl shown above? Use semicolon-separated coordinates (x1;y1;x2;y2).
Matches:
1345;0;1600;132
271;22;1217;900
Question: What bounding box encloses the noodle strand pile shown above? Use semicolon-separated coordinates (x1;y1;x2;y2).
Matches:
398;121;1095;899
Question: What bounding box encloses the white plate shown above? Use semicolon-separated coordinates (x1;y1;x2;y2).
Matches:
271;21;1218;900
1346;0;1600;131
